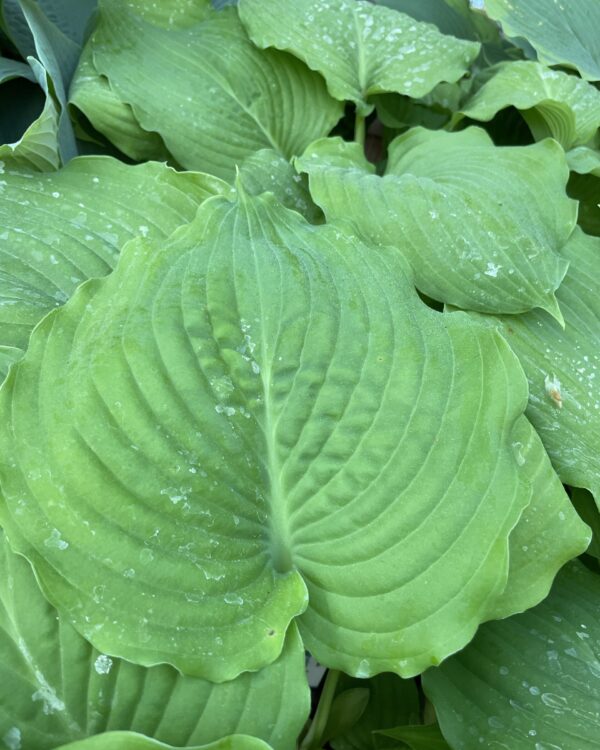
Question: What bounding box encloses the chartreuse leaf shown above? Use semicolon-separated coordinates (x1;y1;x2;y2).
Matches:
481;415;590;621
239;149;322;223
238;0;479;116
468;229;600;501
0;346;21;380
484;0;600;81
297;128;574;319
88;0;342;180
0;156;228;354
424;561;600;749
0;533;306;750
0;190;575;681
455;61;600;149
568;146;600;178
330;674;420;750
56;734;273;750
69;44;171;163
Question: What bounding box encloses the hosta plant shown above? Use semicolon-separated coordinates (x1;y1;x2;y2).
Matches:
0;0;599;748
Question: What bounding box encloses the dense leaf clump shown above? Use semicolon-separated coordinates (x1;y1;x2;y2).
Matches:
0;0;599;748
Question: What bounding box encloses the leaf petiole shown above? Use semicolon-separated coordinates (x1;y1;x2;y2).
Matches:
300;669;340;750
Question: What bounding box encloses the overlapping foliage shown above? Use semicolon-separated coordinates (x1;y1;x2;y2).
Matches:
0;0;599;748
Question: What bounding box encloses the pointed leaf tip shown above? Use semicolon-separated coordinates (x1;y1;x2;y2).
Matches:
540;293;565;328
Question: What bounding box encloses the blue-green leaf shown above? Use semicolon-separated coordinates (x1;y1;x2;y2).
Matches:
424;561;600;749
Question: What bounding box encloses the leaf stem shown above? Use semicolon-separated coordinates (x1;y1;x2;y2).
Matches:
354;110;366;148
300;668;341;750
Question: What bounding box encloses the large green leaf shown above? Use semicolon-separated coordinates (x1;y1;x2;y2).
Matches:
423;561;600;749
468;229;600;501
484;0;600;81
0;156;228;353
455;60;600;149
238;0;479;116
57;734;273;750
112;0;213;27
297;128;574;319
0;532;307;750
0;57;60;171
87;0;342;180
0;190;582;681
68;44;171;163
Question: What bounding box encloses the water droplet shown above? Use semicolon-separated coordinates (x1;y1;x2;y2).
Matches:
139;548;154;564
2;727;21;750
44;529;68;550
94;654;113;675
224;593;243;605
541;693;567;710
